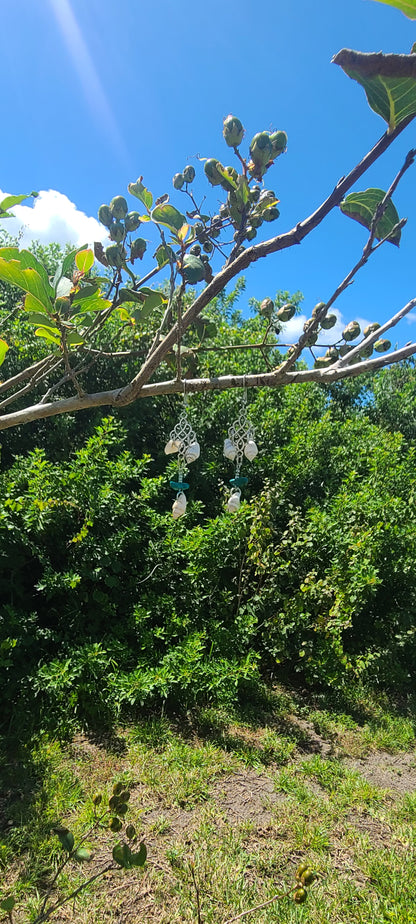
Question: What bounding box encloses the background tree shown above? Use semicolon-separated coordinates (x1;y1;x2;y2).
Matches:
1;2;416;433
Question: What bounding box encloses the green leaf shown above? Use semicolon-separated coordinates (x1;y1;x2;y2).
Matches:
215;164;238;191
55;276;73;298
340;188;401;245
75;248;94;274
0;192;37;216
66;331;84;347
71;283;99;302
128;179;153;210
132;289;165;322
112;842;132;868
370;0;416;18
151;203;186;232
0;897;16;912
54;244;88;288
0;248;54;311
53;826;75;852
35;327;61;345
131;842;147;867
333;49;416;130
72;295;111;313
154;243;177;269
73;847;93;862
25;311;58;327
0;339;9;367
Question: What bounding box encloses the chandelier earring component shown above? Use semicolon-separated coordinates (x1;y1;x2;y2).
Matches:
164;396;200;518
223;390;258;512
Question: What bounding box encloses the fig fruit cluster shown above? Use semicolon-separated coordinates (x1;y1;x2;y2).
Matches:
98;196;146;269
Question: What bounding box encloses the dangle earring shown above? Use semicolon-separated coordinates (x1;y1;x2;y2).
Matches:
164;390;200;519
223;388;258;513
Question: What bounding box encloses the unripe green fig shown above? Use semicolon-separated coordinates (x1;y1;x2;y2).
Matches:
98;204;113;228
343;321;361;341
55;296;71;313
262;206;280;222
360;343;373;358
325;347;339;362
339;343;353;357
118;803;128;815
250;214;263;229
270;130;287;157
219;203;229;218
112;783;124;796
106;244;125;268
124;211;141;232
363;322;381;337
109;817;123;832
204;159;224;186
245;226;257;241
312;301;326;318
277;303;295;322
296;863;309;880
320;314;337;330
92;793;102;806
125;825;136;840
130;238;147;261
182;254;206;284
190;244;201;256
260;297;274;318
250;186;261;203
314;356;332;369
301;869;316;886
223;114;244;147
374;338;391;352
249;132;273;167
293;888;308;904
203;240;213;253
110;221;125;243
183;165;196;183
173;173;185;190
110;196;128;219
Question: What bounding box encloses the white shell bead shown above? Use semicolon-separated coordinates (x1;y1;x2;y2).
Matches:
244;439;258;462
227;489;241;513
223;438;237;461
172;491;187;519
184;441;200;464
164;438;182;455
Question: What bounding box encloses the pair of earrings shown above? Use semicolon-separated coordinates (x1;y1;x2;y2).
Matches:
164;390;258;518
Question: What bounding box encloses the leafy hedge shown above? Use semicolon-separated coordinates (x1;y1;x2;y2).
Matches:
2;366;416;737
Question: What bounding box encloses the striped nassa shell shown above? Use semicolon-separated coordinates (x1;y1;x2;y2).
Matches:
244;439;258;461
227;489;241;513
164;438;182;455
184;441;200;464
172;491;187;519
223;438;237;461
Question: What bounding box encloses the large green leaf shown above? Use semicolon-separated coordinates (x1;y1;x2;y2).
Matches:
72;295;111;313
151;203;186;232
333;49;416;130
0;191;37;217
154;243;177;269
75;248;94;274
0;339;9;367
371;0;416;18
0;248;54;311
340;188;402;244
128;179;153;210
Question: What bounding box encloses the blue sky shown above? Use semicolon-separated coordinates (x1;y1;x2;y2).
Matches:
1;0;415;347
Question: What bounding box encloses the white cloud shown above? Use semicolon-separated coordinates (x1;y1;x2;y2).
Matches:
0;189;108;249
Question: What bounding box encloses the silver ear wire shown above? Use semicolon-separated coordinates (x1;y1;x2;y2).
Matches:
164;389;200;518
223;388;258;512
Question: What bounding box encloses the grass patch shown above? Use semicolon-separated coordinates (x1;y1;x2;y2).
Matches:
1;684;415;923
